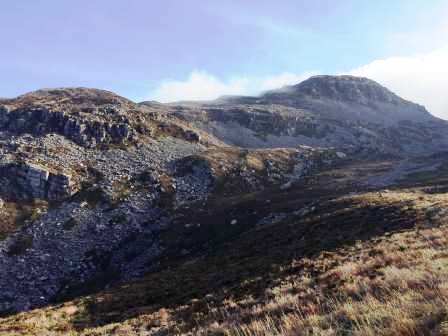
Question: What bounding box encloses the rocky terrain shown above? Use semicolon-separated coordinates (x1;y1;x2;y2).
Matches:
169;76;447;155
0;75;448;335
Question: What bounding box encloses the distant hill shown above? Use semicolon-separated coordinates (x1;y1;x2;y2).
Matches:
166;75;448;155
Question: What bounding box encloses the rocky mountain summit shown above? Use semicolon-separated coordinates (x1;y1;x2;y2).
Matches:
0;76;447;321
262;75;431;121
171;76;446;154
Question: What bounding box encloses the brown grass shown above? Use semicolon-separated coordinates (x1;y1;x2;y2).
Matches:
2;188;448;335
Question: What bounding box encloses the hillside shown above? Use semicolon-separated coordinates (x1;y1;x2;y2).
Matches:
165;76;448;154
2;153;448;335
0;76;448;335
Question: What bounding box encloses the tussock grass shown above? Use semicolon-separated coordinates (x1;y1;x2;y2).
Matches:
227;226;448;336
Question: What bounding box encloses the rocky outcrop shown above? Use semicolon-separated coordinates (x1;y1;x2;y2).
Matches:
189;107;329;139
0;106;135;147
3;163;76;201
17;163;50;199
47;173;75;201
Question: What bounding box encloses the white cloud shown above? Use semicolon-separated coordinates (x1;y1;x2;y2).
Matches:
150;70;315;103
349;47;448;119
151;71;249;102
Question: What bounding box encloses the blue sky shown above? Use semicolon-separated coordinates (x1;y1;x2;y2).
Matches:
1;1;448;117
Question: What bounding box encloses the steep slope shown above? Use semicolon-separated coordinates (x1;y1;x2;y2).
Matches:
167;76;447;155
0;88;223;313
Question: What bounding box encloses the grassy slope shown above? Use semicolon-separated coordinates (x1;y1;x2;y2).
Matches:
2;158;448;335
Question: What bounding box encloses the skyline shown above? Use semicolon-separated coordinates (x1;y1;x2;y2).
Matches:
1;1;448;118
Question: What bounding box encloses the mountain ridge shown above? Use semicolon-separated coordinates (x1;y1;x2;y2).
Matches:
156;75;447;155
2;76;438;124
213;75;432;121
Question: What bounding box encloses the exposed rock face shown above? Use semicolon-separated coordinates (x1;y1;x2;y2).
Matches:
3;163;76;201
176;106;329;139
0;88;211;148
18;163;50;199
0;106;134;147
47;173;75;201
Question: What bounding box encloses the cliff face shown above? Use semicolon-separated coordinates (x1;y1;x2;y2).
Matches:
0;105;135;147
0;88;138;148
0;88;212;157
0;163;75;202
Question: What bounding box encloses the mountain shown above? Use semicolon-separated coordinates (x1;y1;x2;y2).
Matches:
1;77;448;335
165;76;448;155
220;75;431;122
261;75;432;122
